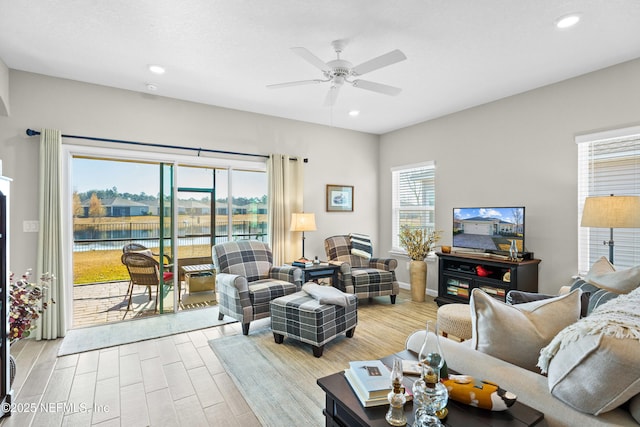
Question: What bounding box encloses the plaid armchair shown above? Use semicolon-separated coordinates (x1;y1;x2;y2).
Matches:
324;235;399;304
213;240;302;335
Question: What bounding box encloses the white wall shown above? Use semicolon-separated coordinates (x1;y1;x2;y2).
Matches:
3;58;640;296
0;70;379;275
0;58;8;116
380;58;640;294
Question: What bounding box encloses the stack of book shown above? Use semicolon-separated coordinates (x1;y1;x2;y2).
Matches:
292;258;313;268
344;360;392;407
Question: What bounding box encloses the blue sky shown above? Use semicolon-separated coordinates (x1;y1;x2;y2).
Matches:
454;207;524;224
73;158;266;198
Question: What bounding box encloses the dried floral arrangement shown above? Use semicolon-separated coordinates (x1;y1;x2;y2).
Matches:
398;225;441;261
9;269;54;342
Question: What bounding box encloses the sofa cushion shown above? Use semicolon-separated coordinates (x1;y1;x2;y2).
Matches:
470;288;581;373
585;256;640;294
538;286;640;415
506;290;556;305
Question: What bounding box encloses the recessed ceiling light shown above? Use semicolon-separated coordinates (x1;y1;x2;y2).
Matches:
556;14;581;29
349;110;360;117
148;65;165;75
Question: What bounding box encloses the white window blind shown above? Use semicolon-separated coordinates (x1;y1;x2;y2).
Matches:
577;126;640;272
391;161;436;251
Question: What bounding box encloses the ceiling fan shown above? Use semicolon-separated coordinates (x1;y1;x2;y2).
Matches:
267;40;407;107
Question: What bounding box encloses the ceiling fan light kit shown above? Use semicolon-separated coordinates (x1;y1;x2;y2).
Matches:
267;39;407;106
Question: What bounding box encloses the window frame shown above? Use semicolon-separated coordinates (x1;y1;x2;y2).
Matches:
62;143;266;324
576;125;640;273
391;161;436;253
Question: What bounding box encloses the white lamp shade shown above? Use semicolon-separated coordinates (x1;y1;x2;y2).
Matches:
581;195;640;228
290;213;317;232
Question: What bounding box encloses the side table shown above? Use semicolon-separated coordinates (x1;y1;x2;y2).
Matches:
181;263;216;298
293;262;341;285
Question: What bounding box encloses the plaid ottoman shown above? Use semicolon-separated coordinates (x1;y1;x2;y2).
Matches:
270;290;357;357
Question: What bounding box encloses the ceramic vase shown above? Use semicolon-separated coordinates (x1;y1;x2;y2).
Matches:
410;260;427;302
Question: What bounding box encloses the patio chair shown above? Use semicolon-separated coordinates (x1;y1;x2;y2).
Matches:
122;243;173;266
212;240;303;335
324;234;399;303
121;252;180;312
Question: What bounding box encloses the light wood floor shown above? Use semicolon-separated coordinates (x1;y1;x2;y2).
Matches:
1;289;438;427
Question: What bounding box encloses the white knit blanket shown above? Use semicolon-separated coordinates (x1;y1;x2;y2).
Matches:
538;287;640;373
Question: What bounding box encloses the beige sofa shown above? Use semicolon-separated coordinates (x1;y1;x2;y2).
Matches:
407;331;638;426
406;281;640;426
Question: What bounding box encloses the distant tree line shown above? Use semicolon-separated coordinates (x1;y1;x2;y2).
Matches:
73;188;268;219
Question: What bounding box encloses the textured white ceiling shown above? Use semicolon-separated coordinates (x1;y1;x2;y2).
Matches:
1;0;640;134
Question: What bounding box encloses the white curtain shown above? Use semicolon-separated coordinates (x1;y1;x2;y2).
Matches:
36;129;66;340
268;154;303;265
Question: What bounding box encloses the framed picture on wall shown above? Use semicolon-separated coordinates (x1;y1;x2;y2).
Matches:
326;184;354;212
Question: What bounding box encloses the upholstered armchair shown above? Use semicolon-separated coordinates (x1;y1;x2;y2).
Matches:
324;235;399;304
212;240;303;335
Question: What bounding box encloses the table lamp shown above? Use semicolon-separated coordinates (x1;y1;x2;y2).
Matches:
290;212;317;262
581;194;640;264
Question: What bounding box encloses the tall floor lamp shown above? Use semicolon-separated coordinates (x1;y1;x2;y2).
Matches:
290;212;317;262
581;194;640;264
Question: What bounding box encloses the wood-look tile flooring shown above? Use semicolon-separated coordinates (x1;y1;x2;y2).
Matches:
2;289;438;427
3;322;258;427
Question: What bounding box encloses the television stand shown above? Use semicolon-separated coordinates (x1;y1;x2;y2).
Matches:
435;252;540;306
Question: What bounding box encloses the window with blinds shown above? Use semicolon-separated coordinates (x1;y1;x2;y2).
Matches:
391;161;435;251
577;126;640;273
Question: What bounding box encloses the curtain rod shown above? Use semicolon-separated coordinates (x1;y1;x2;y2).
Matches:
25;129;308;162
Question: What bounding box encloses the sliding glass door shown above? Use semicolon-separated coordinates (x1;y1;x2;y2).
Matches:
70;149;267;328
158;163;175;313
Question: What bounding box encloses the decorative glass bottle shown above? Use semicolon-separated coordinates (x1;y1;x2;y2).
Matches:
385;358;407;426
413;366;448;426
509;239;518;261
412;321;448;426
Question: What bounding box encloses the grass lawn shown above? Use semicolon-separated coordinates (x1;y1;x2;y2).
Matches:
73;244;213;285
73;213;266;284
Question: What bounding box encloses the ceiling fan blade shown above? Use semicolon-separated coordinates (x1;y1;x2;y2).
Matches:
323;85;342;107
267;79;326;89
352;49;407;76
352;79;402;96
291;47;331;72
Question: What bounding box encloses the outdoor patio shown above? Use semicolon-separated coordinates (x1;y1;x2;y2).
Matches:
72;280;218;328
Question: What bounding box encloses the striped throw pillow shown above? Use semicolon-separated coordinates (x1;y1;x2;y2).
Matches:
350;233;372;259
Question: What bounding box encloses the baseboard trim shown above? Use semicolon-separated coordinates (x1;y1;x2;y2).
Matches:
399;282;438;297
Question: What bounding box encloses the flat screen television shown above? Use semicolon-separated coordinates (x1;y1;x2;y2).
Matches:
453;206;525;253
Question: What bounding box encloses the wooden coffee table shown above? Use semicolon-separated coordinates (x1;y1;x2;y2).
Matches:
316;349;544;427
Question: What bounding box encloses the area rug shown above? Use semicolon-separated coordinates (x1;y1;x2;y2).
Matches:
59;305;235;356
209;325;361;427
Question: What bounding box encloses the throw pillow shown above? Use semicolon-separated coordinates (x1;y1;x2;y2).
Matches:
538;286;640;415
585;256;640;294
507;288;592;318
470;288;581;373
302;282;352;307
350;233;373;260
630;394;640;424
587;265;640;294
586;256;615;276
570;278;619;316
